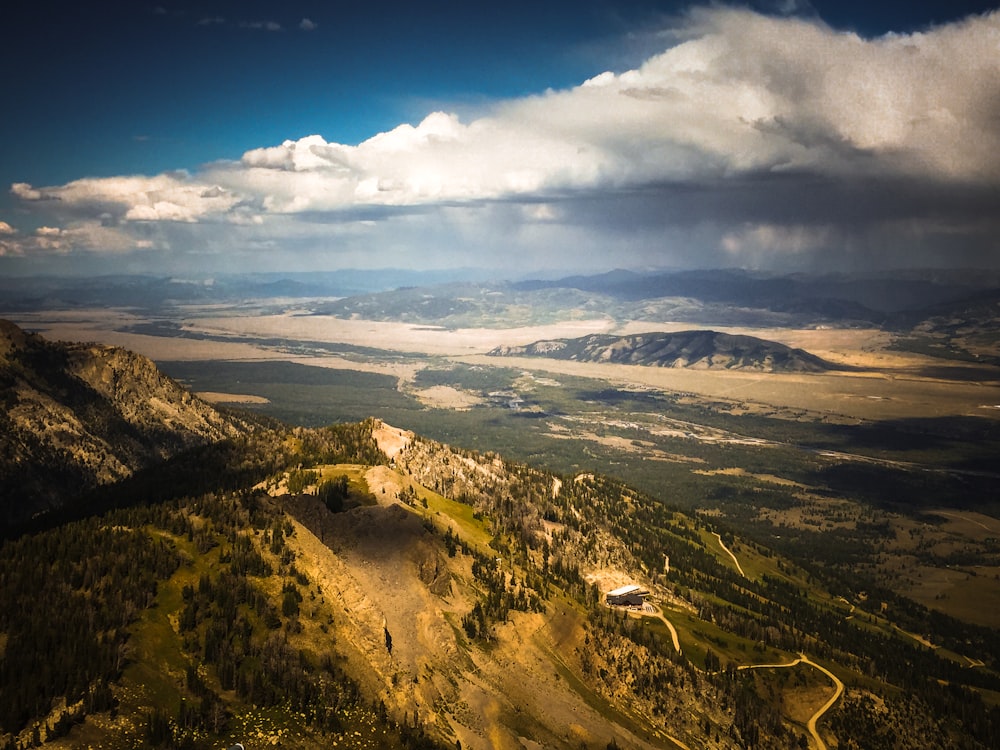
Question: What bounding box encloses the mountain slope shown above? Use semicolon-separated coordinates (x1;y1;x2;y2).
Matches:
489;330;835;372
2;331;999;750
0;319;255;528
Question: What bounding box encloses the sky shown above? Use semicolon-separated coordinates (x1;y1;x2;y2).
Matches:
1;0;998;278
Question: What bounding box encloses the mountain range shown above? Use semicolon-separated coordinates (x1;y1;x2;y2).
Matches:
5;268;1000;333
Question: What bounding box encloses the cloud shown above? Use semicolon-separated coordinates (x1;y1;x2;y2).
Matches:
9;7;1000;271
0;221;15;235
299;18;317;32
11;183;44;201
13;173;244;223
240;20;282;32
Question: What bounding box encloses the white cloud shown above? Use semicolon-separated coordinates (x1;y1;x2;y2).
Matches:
240;20;282;32
9;7;1000;270
0;241;24;258
216;8;1000;213
11;183;44;201
14;173;243;223
0;221;15;235
299;18;317;32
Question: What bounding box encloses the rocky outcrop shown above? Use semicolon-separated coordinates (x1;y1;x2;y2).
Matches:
0;319;252;528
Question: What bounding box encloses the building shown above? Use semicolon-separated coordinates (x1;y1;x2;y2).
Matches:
605;584;649;607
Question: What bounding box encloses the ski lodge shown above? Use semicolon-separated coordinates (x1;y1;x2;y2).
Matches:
605;584;649;607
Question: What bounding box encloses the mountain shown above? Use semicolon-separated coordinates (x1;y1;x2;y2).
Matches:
0;269;501;312
489;330;836;372
2;326;999;749
296;268;1000;330
0;319;255;529
515;268;1000;316
901;288;1000;340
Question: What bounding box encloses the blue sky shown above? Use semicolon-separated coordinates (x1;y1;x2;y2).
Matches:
2;1;998;276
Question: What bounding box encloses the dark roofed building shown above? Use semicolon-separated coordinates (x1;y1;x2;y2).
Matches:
606;584;649;607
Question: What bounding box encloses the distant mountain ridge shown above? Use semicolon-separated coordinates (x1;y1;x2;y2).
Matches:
0;319;254;528
5;269;999;335
489;330;836;372
514;268;1000;316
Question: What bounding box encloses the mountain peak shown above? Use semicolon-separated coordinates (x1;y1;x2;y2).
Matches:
0;320;254;529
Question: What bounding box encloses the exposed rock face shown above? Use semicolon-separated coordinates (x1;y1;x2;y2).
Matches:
0;319;251;528
490;330;834;372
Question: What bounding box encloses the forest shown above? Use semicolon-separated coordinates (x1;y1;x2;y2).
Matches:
1;416;998;748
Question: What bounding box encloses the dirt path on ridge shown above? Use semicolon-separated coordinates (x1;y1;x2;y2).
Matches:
737;655;844;750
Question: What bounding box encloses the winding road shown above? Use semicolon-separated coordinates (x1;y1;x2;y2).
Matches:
626;602;682;653
738;654;844;750
626;597;843;748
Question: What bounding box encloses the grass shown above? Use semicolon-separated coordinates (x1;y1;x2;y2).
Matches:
669;608;785;669
317;464;378;507
109;529;222;749
159;359;423;427
412;485;494;552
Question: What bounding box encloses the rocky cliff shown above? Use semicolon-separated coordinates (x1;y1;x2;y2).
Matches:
0;319;253;528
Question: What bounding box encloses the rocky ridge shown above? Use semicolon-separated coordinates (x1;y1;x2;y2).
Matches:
0;319;253;527
489;330;835;372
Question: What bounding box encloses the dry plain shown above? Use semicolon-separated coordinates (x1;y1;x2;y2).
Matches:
10;308;1000;423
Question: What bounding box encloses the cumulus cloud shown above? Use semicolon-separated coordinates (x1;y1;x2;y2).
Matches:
299;18;317;31
13;173;244;223
11;183;44;201
0;221;15;235
9;7;1000;270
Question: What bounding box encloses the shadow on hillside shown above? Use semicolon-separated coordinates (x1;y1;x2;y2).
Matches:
820;415;1000;457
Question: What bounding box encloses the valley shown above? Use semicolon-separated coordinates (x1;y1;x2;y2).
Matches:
2;268;1000;748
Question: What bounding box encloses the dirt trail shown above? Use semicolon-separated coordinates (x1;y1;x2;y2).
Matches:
631;603;682;653
713;532;747;578
738;655;844;750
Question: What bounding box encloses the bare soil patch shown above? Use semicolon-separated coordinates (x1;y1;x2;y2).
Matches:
411;384;483;410
195;391;270;404
191;313;613;356
693;467;810;489
12;308;999;421
370;420;412;460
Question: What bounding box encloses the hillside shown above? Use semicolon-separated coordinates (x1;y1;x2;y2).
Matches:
0;319;256;529
489;330;835;372
1;327;999;749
